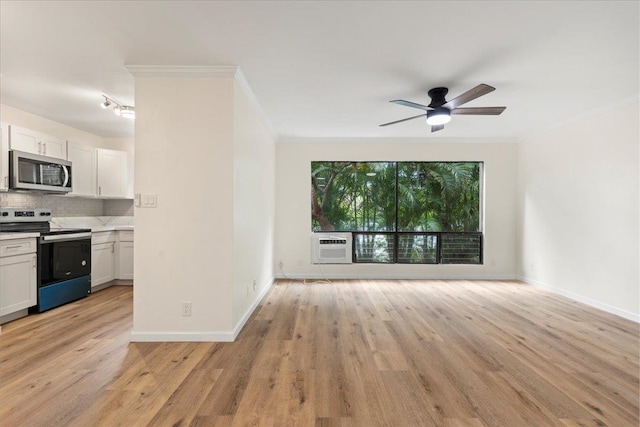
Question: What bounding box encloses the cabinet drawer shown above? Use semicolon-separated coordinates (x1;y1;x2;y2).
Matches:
0;239;37;258
92;232;117;244
119;230;134;242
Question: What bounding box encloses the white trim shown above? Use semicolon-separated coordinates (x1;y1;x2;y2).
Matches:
518;275;640;323
231;276;275;340
125;65;276;138
233;68;276;138
125;65;239;78
129;276;275;343
276;273;517;281
130;331;235;342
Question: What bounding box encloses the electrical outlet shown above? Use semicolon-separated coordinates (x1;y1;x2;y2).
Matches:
278;260;284;269
181;302;192;317
529;263;534;272
491;258;496;267
253;279;257;291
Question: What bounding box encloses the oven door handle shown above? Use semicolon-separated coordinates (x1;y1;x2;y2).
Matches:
41;232;92;242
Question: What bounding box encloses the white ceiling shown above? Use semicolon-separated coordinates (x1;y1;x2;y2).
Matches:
1;1;638;139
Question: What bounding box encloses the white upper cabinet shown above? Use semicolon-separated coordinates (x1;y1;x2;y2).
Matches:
9;125;67;159
67;141;97;197
97;148;128;198
0;123;8;191
40;134;67;159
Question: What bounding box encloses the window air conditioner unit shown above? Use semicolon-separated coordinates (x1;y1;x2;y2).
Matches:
311;232;353;264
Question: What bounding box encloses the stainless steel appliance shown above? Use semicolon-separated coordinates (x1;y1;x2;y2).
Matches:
0;208;91;312
9;150;72;193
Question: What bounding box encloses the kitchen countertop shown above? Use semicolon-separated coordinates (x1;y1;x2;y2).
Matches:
51;216;134;233
90;225;134;232
0;232;40;241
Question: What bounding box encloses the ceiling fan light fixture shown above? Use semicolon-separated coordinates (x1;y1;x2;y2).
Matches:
426;108;451;125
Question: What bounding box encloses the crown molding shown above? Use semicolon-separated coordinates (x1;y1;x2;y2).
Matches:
233;68;276;138
125;65;239;78
125;65;277;138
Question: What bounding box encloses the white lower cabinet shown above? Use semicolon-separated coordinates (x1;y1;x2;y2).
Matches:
0;239;37;316
116;231;134;280
91;230;133;288
91;232;116;288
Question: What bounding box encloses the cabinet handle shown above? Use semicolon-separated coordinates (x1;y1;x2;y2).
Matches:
111;243;115;253
99;186;101;196
43;143;46;155
3;176;7;188
38;141;42;153
4;245;21;250
33;256;37;268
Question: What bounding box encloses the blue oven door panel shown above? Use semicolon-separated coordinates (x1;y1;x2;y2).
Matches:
35;275;91;313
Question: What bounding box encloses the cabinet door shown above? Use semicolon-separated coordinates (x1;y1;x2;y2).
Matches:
41;135;67;159
67;141;97;197
97;149;128;198
0;123;8;191
0;253;37;316
117;242;134;280
91;242;115;287
9;125;40;155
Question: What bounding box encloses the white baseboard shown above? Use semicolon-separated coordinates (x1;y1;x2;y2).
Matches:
276;273;518;281
518;275;640;323
231;276;275;340
130;331;235;342
130;276;275;343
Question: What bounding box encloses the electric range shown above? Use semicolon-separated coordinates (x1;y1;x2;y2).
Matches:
0;208;92;312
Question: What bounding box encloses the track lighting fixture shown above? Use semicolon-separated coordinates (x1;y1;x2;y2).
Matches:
99;95;135;119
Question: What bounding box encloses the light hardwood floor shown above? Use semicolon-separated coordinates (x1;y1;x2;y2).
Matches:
0;280;638;426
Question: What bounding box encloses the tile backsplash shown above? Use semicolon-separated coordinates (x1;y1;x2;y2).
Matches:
104;199;134;216
0;192;134;217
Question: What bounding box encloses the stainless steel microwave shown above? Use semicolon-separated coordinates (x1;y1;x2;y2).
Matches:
10;150;72;193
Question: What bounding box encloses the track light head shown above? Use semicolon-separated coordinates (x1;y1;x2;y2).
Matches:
100;97;111;109
120;106;135;119
101;95;135;119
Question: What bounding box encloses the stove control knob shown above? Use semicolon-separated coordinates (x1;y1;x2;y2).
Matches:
1;212;7;216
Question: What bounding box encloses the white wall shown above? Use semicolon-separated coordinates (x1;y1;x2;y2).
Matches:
517;101;639;321
132;76;235;340
275;139;518;279
231;80;275;328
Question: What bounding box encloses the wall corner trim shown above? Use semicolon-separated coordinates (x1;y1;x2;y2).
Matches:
517;275;640;323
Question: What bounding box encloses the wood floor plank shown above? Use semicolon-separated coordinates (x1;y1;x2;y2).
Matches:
1;280;638;427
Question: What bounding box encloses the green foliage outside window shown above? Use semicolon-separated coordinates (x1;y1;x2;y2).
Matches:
311;161;481;233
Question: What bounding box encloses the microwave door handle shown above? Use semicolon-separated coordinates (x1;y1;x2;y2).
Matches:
62;165;70;187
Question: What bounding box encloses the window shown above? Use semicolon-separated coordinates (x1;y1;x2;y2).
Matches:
311;161;483;264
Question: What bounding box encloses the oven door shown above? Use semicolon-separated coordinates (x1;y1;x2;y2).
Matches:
39;235;91;287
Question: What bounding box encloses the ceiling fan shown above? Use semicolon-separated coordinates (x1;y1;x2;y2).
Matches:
380;83;506;132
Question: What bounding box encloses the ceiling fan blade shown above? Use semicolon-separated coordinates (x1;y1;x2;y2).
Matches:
379;113;427;127
431;124;444;132
451;106;506;115
390;100;433;111
442;84;495;109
